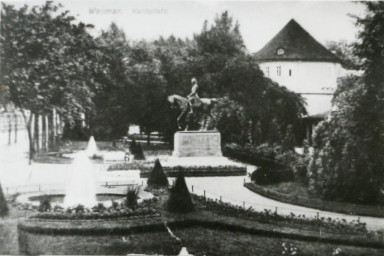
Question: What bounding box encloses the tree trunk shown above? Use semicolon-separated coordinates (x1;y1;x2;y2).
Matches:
8;112;12;145
34;114;39;152
20;110;35;165
14;112;17;144
42;115;46;152
147;131;150;145
45;115;49;151
52;108;57;148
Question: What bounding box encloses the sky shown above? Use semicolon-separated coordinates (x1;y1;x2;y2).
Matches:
2;1;367;53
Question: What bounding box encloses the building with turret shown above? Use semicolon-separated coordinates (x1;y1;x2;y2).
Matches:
254;19;349;143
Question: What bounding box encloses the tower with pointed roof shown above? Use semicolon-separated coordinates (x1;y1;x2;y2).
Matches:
255;19;344;117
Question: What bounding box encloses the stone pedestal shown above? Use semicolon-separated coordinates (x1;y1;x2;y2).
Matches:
172;131;222;157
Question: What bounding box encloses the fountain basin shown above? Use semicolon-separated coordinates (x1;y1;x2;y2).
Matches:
16;189;153;208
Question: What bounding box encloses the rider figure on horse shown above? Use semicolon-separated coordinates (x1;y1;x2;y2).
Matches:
187;77;201;113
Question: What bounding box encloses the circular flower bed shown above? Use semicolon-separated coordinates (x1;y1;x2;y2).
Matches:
31;198;159;220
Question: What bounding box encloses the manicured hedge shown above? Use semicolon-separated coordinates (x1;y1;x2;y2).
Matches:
18;214;384;250
108;162;246;177
250;166;294;185
223;143;287;169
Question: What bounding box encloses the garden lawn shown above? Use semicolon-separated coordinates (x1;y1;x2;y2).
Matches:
17;223;384;255
257;181;384;218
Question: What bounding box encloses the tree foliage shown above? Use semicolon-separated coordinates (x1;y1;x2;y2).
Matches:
308;75;384;204
90;23;135;139
0;2;100;159
1;3;306;152
191;11;306;145
325;40;361;70
0;2;97;123
308;2;384;204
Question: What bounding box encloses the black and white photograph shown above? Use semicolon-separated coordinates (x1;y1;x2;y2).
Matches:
0;0;383;255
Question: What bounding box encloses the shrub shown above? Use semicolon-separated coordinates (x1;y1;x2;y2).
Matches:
74;204;85;213
147;159;169;189
92;203;106;213
130;139;145;160
0;182;9;216
308;76;384;204
134;142;145;160
251;167;293;185
38;197;51;212
125;187;139;209
167;171;194;213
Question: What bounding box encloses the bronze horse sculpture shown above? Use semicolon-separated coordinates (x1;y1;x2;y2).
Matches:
167;94;218;131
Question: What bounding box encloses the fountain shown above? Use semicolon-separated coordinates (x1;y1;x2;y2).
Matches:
86;136;98;157
63;151;97;208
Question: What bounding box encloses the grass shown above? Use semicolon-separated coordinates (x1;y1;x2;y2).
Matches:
245;181;384;218
264;181;313;199
17;222;384;255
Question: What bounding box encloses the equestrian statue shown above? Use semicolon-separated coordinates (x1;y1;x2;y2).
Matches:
168;78;218;131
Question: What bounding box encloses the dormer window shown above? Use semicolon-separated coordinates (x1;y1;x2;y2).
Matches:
277;48;285;55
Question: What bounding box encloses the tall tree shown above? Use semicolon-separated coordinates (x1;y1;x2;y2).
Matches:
192;11;306;145
353;1;384;85
91;23;136;139
308;2;384;203
128;41;168;143
0;2;99;161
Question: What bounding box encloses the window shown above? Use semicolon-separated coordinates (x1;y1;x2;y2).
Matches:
277;48;285;55
266;67;270;77
289;69;292;76
277;66;281;76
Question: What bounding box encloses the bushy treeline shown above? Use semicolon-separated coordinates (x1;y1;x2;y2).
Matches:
308;2;384;204
1;3;306;147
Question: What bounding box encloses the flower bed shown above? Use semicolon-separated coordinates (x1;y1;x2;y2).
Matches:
191;194;368;235
31;198;159;220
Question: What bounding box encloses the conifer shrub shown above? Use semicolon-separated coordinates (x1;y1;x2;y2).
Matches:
147;159;169;189
167;171;194;213
0;183;9;217
134;142;145;160
130;139;145;160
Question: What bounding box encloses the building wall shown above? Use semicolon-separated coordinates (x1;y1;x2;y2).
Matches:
259;61;343;94
258;61;344;115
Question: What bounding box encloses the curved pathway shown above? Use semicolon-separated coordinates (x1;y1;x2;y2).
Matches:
1;130;383;231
